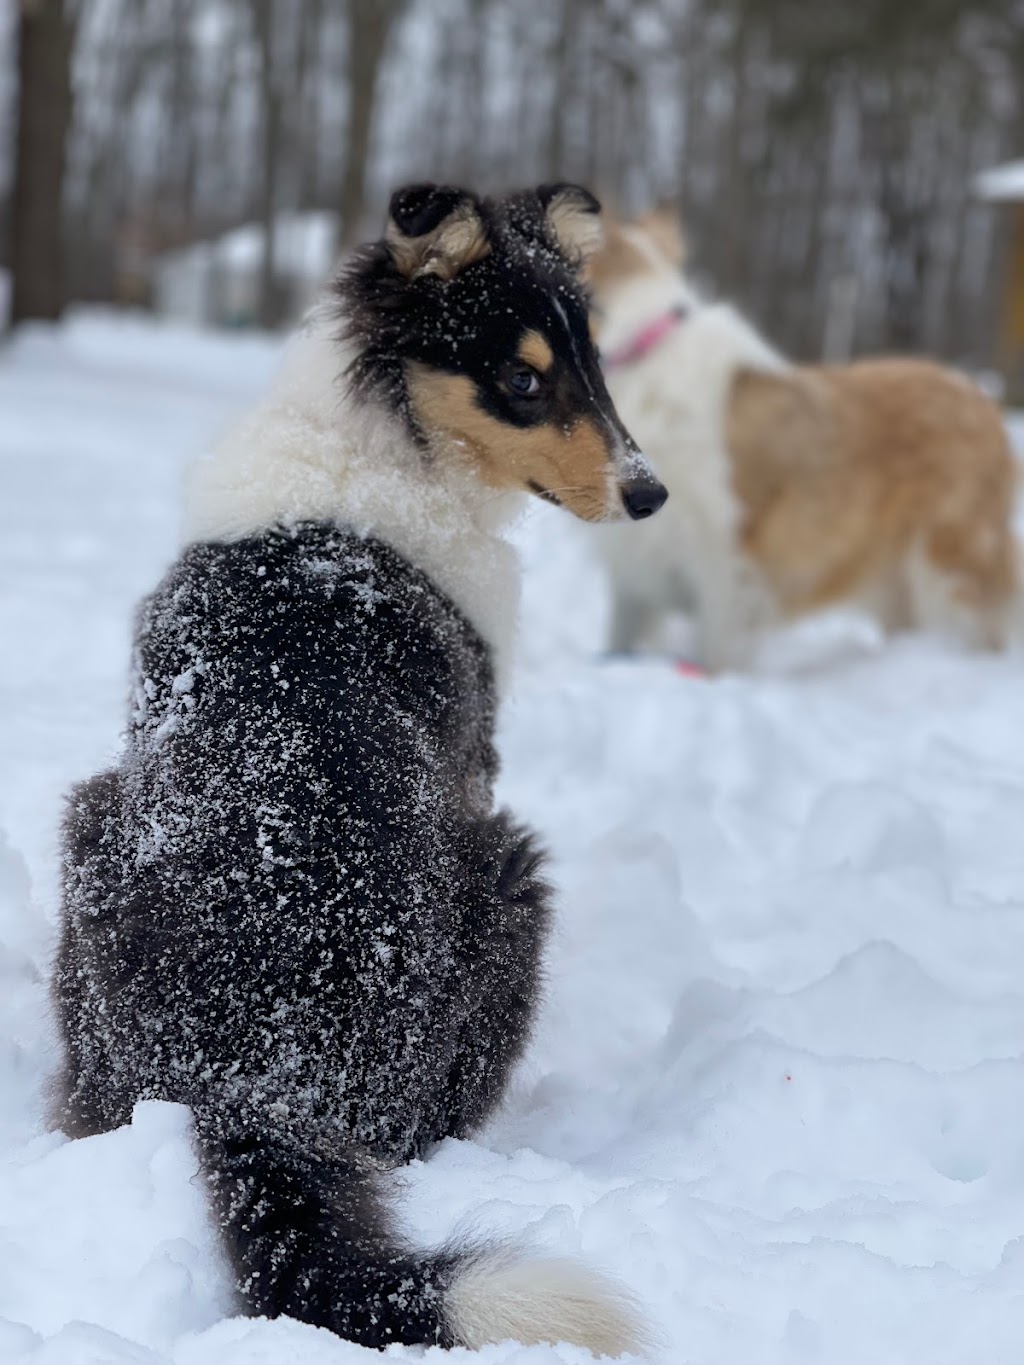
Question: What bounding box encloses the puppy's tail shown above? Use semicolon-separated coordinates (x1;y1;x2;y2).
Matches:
192;1104;647;1356
446;1247;648;1356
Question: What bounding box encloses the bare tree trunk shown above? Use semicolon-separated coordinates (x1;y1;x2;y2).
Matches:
9;0;75;328
296;0;325;207
545;0;575;181
432;0;479;185
874;122;930;352
169;0;199;243
461;0;491;185
70;9;156;307
250;0;284;328
721;13;753;299
338;0;405;250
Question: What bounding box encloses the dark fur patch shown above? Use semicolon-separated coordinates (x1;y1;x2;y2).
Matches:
390;183;471;238
526;478;563;507
52;523;553;1348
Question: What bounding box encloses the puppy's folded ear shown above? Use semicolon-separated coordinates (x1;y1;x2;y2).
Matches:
386;183;490;282
537;182;604;271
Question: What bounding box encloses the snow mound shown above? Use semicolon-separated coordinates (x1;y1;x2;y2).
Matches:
0;314;1022;1363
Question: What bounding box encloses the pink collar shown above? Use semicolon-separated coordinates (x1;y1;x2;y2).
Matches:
601;304;687;371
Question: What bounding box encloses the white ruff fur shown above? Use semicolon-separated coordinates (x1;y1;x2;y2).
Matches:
183;309;525;682
445;1251;648;1357
596;265;787;668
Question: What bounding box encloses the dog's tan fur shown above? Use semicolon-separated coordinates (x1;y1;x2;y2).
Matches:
407;365;615;522
728;360;1019;636
518;329;555;373
590;213;1022;663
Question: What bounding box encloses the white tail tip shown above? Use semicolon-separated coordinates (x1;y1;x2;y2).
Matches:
445;1251;649;1357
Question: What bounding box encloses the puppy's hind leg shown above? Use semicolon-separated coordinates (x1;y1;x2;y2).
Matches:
422;815;553;1147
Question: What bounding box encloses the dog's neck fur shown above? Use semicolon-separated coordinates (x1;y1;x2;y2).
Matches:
183;308;525;681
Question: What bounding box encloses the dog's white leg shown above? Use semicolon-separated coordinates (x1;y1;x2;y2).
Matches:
905;545;1007;650
608;583;662;653
693;562;760;671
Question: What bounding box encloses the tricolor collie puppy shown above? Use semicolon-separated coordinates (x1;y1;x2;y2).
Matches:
589;211;1020;670
51;184;665;1354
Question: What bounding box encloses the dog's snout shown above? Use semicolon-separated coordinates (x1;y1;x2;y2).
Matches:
621;478;668;521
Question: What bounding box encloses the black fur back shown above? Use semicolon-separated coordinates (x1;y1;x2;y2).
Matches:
53;521;552;1346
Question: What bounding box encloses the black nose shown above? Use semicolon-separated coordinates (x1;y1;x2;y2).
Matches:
621;478;668;520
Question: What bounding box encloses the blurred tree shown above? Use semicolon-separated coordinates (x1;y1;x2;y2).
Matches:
9;0;76;327
338;0;407;249
677;0;1023;355
11;0;1019;358
250;0;285;328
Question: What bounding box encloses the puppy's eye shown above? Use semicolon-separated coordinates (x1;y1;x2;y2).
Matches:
506;365;541;398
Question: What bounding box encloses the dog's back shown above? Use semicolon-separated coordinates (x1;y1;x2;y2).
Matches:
53;524;553;1345
728;357;1020;643
54;526;499;1143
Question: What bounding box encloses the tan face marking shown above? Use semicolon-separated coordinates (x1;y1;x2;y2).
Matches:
517;330;554;374
407;364;617;522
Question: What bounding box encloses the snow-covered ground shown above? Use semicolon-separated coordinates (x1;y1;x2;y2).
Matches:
1;313;1022;1364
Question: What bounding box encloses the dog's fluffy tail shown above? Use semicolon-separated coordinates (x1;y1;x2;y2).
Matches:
193;1103;646;1355
446;1247;647;1356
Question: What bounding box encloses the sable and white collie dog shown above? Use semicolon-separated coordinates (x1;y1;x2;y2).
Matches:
51;184;666;1354
588;211;1020;670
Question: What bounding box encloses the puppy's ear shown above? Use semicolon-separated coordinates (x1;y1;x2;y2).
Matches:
386;183;490;282
634;203;687;268
537;182;604;271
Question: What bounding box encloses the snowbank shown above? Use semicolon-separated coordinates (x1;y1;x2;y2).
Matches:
0;313;1022;1364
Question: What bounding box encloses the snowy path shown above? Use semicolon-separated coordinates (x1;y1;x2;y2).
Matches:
1;315;1022;1364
